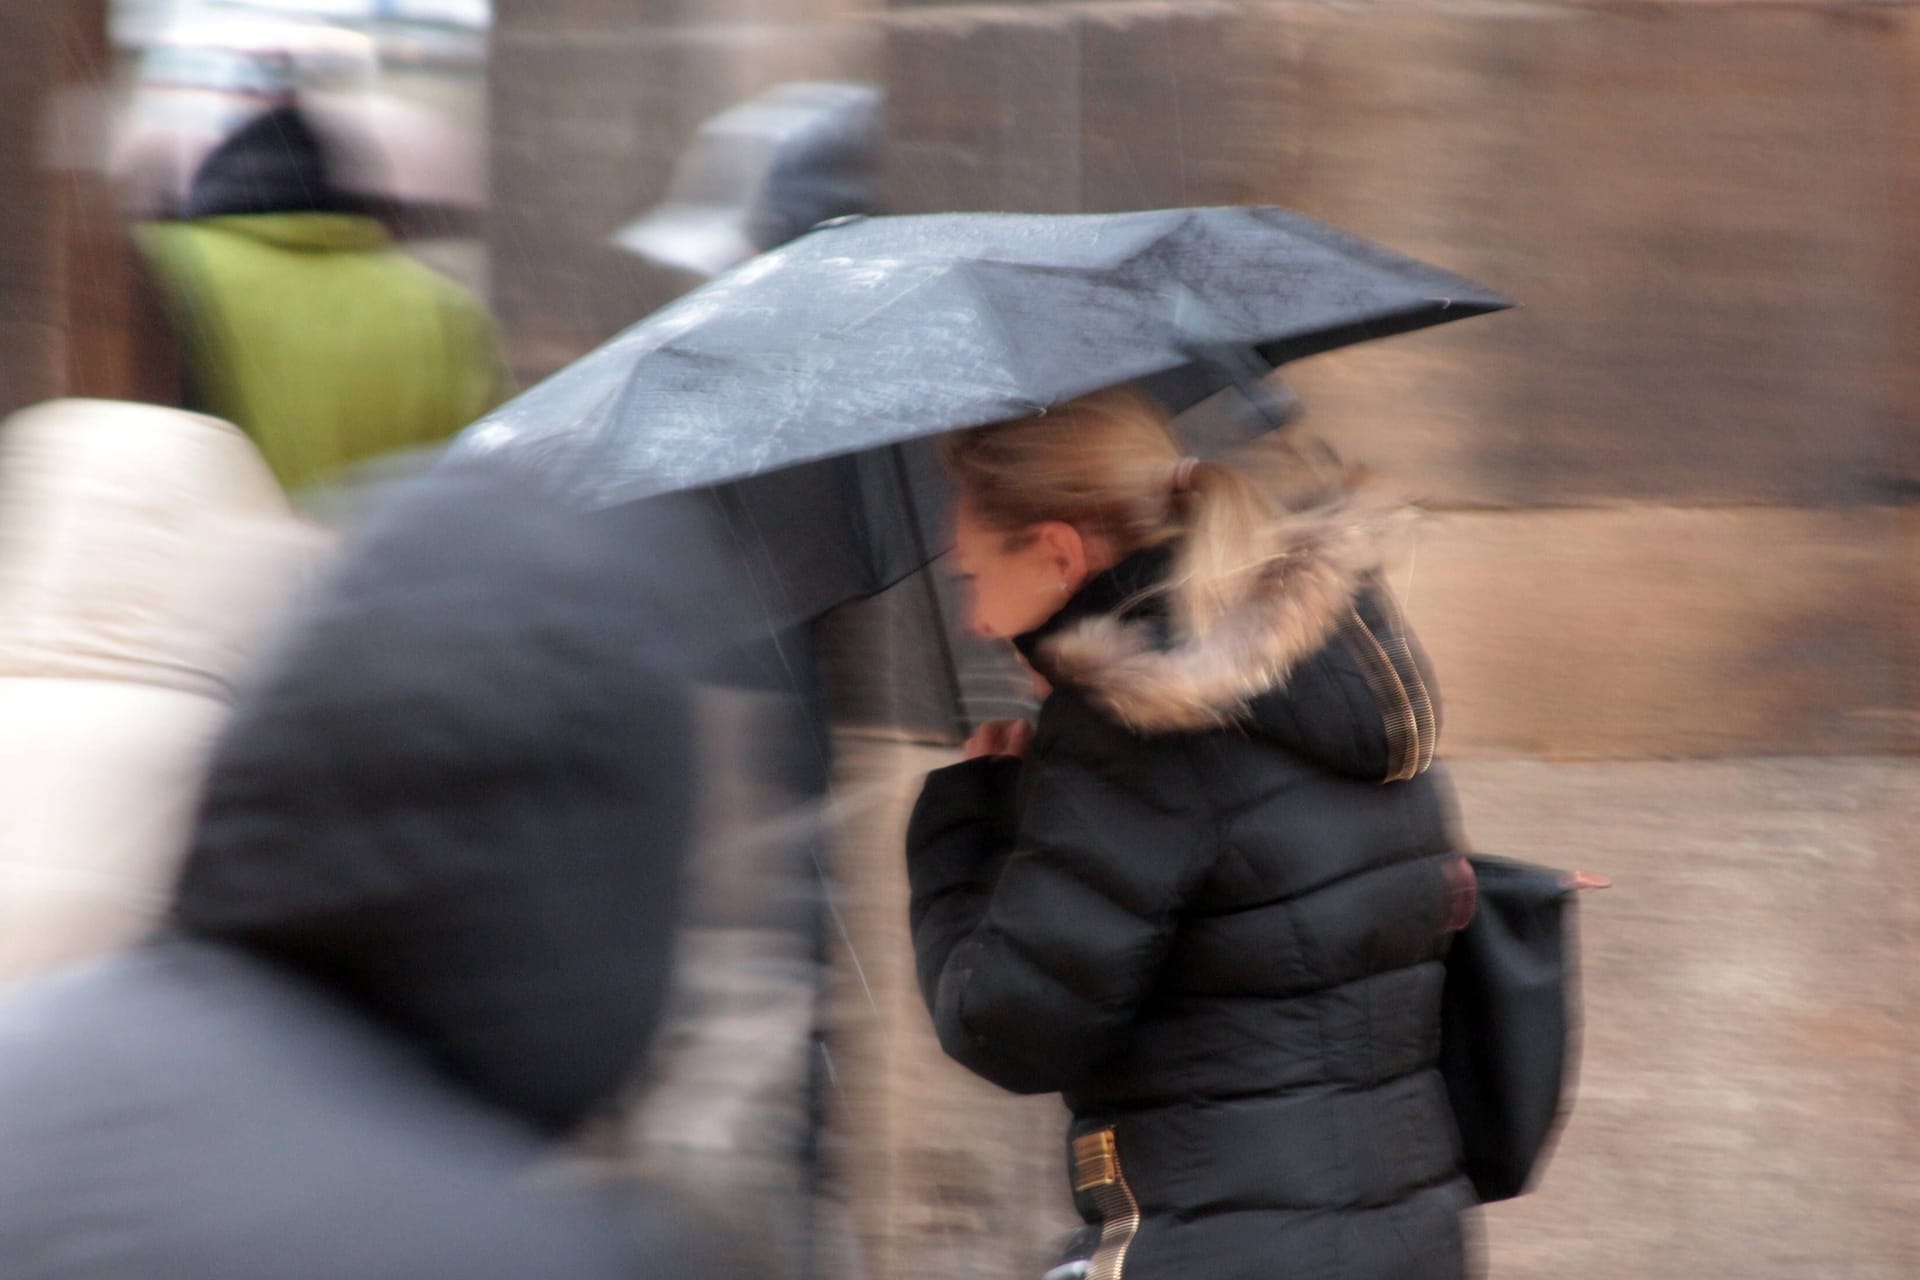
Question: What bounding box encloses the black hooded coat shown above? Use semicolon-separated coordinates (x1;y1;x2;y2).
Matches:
0;466;722;1279
908;518;1478;1280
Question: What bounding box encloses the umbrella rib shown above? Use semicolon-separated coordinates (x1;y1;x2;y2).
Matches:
947;259;1052;422
806;269;948;344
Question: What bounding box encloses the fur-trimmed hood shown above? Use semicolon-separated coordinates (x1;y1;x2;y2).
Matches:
1019;508;1438;781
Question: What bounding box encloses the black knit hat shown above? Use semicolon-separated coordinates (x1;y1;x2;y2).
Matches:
183;104;359;220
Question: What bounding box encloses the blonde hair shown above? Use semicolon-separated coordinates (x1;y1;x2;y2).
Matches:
943;385;1351;640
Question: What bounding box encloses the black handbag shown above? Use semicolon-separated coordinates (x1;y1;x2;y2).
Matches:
1439;855;1583;1204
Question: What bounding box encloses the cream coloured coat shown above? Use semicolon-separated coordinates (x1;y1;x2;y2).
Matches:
0;400;326;986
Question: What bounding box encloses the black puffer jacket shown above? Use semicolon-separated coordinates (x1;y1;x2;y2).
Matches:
908;521;1476;1280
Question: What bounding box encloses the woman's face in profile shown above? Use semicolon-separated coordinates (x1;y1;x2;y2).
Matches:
950;495;1074;641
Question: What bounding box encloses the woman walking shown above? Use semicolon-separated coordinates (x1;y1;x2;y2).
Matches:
907;386;1477;1280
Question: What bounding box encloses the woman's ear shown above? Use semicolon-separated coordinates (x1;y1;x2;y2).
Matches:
1034;520;1090;587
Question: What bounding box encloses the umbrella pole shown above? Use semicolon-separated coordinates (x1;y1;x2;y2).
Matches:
889;442;970;740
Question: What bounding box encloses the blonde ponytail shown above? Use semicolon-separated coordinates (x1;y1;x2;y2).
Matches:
945;385;1354;645
1168;459;1282;638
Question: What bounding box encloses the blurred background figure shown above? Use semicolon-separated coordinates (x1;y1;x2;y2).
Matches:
614;81;882;280
103;6;504;495
0;399;325;989
0;463;737;1280
134;97;508;492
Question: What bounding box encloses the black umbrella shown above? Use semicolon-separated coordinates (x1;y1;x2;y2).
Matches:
454;206;1509;714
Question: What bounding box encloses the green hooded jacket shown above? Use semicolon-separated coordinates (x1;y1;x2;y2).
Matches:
139;213;512;493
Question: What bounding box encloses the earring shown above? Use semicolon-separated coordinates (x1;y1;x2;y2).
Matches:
1059;581;1070;594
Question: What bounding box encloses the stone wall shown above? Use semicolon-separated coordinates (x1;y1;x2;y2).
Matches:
0;2;66;416
0;0;158;417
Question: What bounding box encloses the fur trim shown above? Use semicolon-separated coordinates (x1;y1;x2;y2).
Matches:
1042;506;1399;734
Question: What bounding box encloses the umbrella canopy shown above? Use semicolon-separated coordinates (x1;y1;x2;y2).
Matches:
460;206;1508;506
456;205;1507;651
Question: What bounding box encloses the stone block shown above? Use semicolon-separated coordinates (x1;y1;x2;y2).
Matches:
0;321;65;416
59;171;147;357
0;188;59;335
489;19;875;381
1075;2;1257;211
0;11;59;339
1388;506;1916;760
488;30;687;368
881;7;1083;214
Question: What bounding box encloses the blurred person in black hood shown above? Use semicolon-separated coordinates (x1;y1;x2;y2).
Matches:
0;462;744;1280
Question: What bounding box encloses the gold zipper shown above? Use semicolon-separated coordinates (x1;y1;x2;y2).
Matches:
1073;1127;1140;1280
1339;601;1434;783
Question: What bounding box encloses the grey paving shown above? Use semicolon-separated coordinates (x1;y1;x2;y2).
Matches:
1451;757;1918;1279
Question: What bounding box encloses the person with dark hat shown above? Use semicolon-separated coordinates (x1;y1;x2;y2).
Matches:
612;82;882;279
138;103;510;493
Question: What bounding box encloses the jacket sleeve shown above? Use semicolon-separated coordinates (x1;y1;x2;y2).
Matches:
906;756;1022;1014
905;707;1212;1095
438;287;516;426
